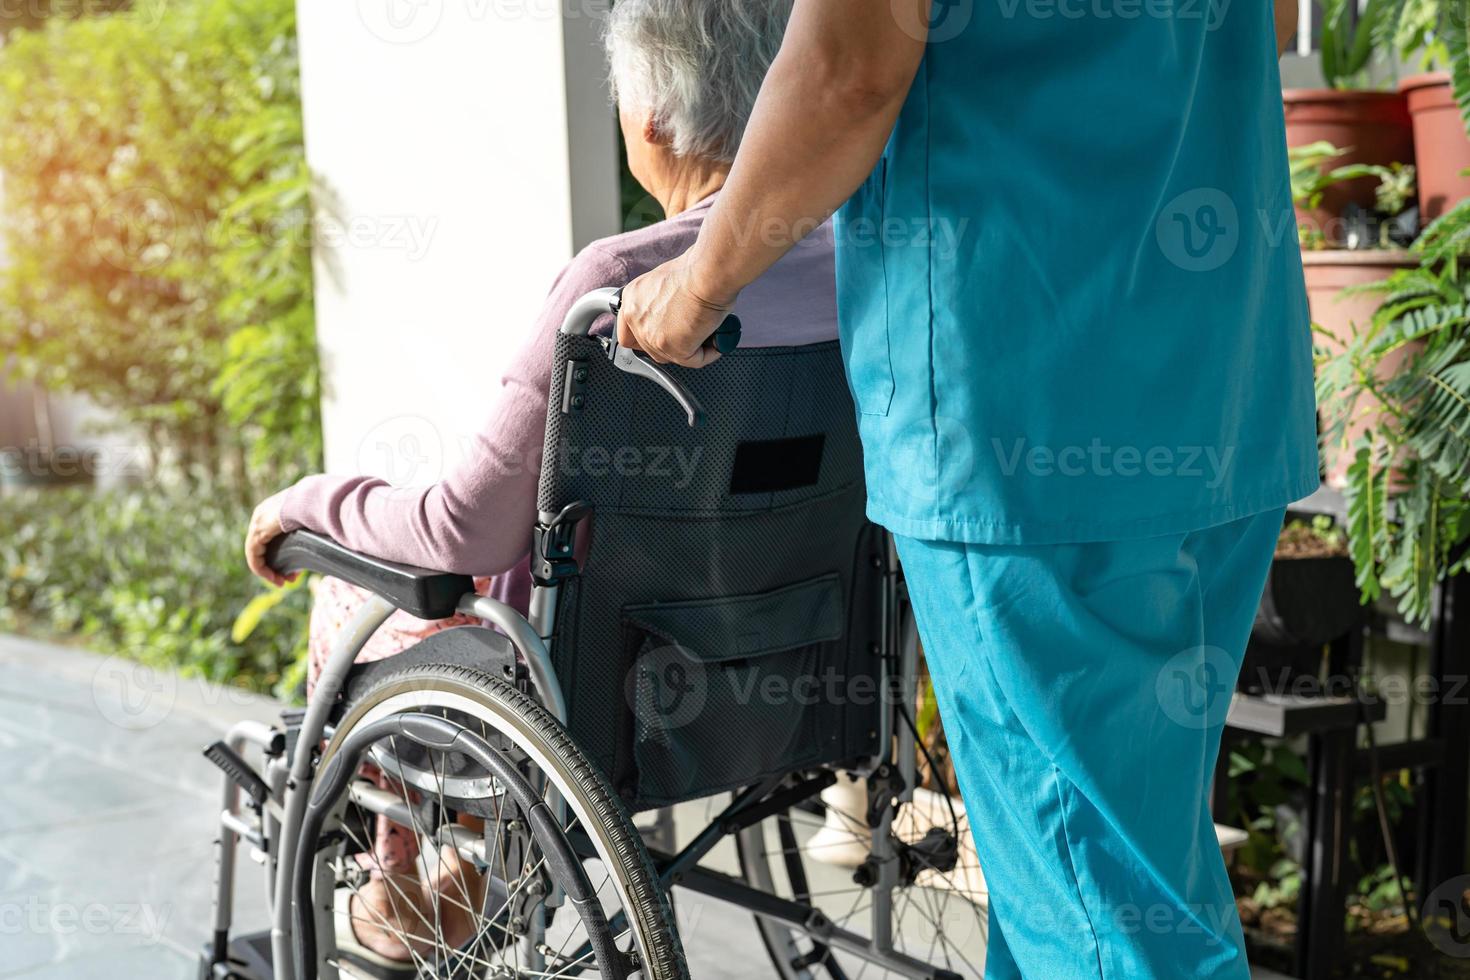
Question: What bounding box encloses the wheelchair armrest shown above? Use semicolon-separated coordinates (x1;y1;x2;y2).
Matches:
265;530;474;621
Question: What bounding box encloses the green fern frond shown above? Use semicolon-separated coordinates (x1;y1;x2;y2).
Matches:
1448;0;1470;136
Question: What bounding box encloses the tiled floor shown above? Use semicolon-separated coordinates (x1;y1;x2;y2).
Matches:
0;634;1295;979
0;634;281;978
0;634;764;979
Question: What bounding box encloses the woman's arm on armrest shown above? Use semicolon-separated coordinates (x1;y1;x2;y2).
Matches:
265;247;630;579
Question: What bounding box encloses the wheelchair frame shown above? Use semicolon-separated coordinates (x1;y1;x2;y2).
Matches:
204;291;942;980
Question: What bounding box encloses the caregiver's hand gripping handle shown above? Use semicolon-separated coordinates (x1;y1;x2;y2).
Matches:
557;286;741;428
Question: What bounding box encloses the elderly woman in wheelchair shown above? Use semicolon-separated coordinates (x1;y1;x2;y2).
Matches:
212;2;983;979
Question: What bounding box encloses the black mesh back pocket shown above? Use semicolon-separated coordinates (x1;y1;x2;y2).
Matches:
618;574;850;807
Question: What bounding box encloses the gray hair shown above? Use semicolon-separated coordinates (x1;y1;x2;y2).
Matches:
605;0;793;163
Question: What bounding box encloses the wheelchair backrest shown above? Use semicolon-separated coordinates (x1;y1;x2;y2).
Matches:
537;335;884;810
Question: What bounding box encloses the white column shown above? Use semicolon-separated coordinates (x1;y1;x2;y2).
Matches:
295;0;621;482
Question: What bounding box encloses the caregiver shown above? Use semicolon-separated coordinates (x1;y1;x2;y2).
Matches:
616;0;1316;977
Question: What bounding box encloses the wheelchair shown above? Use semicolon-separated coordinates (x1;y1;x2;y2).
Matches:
199;288;987;980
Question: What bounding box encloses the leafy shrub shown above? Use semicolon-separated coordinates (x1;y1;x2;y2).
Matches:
1314;9;1470;626
0;0;320;490
0;0;130;41
0;487;309;693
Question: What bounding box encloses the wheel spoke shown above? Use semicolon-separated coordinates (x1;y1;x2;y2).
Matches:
308;672;678;980
736;793;986;979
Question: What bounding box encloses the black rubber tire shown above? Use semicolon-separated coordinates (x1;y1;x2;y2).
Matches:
319;660;688;980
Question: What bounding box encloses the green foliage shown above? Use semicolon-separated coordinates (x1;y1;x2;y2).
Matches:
1227;741;1311;888
0;487;309;694
1321;0;1468;89
1253;859;1304;911
1317;201;1470;625
0;0;130;41
1449;0;1470;132
1311;26;1470;626
1322;0;1399;89
1356;864;1412;915
1291;142;1355;212
231;572;306;645
0;0;320;489
1290;142;1418;248
1392;0;1463;72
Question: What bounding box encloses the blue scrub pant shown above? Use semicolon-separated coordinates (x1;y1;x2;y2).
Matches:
895;508;1284;979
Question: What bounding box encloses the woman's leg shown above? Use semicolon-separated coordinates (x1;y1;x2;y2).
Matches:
307;579;429;959
895;508;1282;979
307;575;493;958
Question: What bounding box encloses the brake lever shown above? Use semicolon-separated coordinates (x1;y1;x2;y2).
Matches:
597;335;707;427
592;288;742;428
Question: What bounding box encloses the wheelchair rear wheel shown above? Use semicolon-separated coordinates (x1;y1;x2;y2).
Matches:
303;661;685;980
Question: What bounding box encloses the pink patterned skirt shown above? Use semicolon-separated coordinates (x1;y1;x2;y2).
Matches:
305;574;493;875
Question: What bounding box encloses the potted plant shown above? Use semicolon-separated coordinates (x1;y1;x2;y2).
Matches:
1249;517;1362;656
1316;193;1470;626
1292;141;1419;249
1400;72;1470;218
1285;0;1415;232
1396;1;1470;220
1313;27;1470;626
1293;144;1422;483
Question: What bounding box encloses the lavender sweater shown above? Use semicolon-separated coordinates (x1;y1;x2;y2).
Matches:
280;194;839;613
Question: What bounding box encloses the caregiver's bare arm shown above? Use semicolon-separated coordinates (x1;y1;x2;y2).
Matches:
616;0;929;367
1275;0;1297;56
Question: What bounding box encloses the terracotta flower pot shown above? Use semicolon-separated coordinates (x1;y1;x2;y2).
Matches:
1284;89;1414;240
1304;249;1420;486
1399;72;1470;222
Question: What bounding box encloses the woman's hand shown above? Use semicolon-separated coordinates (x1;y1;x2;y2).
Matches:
617;250;736;368
244;490;295;587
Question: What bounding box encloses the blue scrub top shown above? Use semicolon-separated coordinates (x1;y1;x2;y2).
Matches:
834;0;1320;544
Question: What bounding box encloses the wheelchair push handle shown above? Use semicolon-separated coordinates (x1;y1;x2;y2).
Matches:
557;286;741;427
556;286;741;350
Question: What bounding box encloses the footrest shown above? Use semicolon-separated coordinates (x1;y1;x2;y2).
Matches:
198;931;273;980
204;741;270;807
